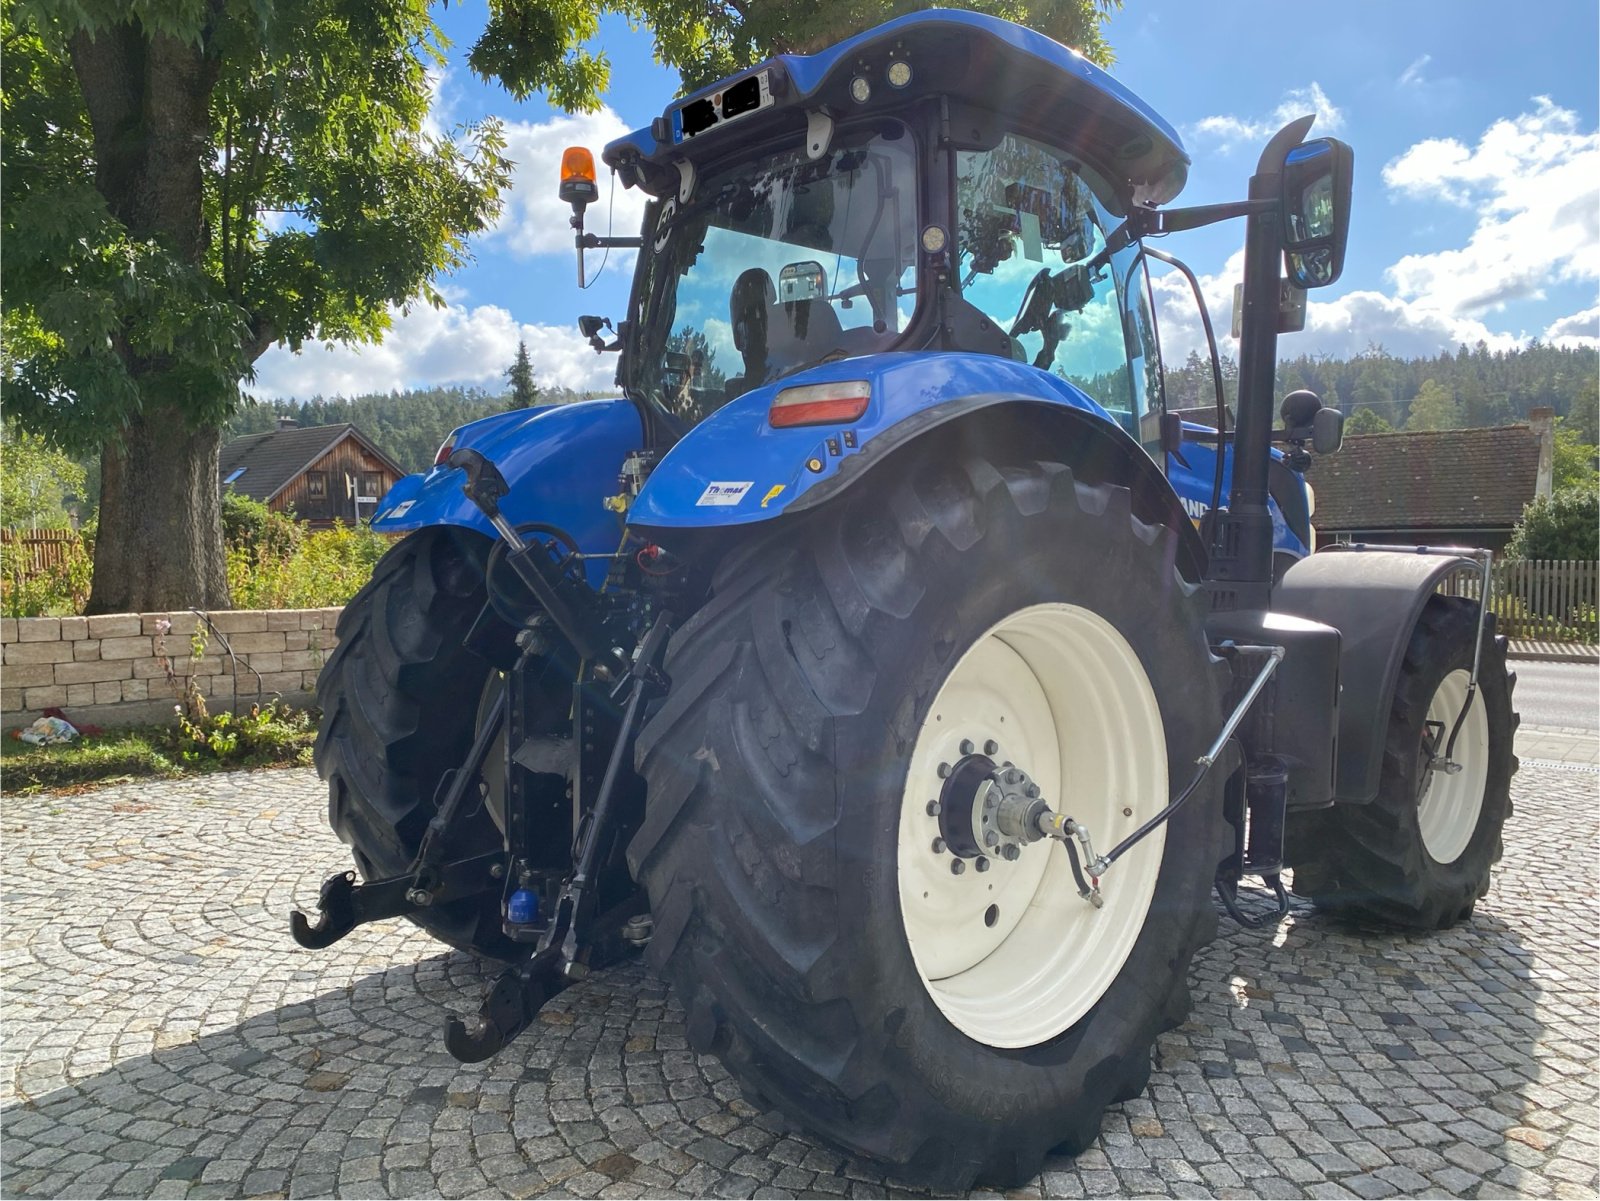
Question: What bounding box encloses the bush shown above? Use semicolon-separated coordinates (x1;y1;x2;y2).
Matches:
1;532;93;617
221;489;302;558
227;521;389;609
1507;487;1600;562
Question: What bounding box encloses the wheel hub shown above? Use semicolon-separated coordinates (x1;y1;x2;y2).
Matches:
936;748;1050;863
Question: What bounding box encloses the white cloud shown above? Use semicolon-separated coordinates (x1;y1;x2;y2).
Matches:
1188;83;1344;152
1147;249;1528;364
249;301;619;399
1380;97;1599;317
487;107;649;262
1397;54;1431;88
1544;304;1600;349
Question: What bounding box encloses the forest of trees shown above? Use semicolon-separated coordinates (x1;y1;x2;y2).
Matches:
1162;340;1598;443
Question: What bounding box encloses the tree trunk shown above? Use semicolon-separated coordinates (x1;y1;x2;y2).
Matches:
87;408;229;614
69;22;230;615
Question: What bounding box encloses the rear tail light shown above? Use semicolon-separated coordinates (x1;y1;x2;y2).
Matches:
434;431;459;466
768;381;871;429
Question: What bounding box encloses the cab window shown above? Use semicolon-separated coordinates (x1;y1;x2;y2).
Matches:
955;135;1159;446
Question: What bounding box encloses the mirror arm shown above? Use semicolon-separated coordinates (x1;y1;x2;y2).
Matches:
1090;198;1277;273
579;233;645;250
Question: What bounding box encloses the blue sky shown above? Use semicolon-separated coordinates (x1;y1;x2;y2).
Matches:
254;1;1600;399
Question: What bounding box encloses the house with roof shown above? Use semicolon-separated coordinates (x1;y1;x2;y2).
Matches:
219;420;406;526
1305;411;1554;552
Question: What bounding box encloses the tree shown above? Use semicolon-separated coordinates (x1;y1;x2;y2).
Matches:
0;427;89;529
3;0;507;612
1552;419;1599;493
1404;379;1461;432
470;1;1121;105
1507;488;1599;562
505;340;540;410
1345;407;1394;435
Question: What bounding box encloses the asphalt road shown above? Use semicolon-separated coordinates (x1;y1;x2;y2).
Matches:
1510;659;1599;733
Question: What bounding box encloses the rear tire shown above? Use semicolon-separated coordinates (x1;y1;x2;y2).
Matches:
631;442;1224;1189
314;527;521;959
1290;596;1517;928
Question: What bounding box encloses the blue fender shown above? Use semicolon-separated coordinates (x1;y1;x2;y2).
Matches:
1166;430;1312;560
373;399;642;584
628;352;1138;527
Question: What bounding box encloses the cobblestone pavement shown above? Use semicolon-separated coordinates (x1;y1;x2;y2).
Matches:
2;760;1596;1200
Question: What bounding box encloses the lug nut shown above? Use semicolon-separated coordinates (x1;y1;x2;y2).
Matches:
975;857;991;872
1026;784;1040;798
931;837;946;854
926;799;942;816
1006;769;1022;785
984;740;999;756
406;888;433;907
937;762;952;779
490;863;505;879
1001;844;1021;862
950;859;966;875
959;739;975;755
984;831;999;848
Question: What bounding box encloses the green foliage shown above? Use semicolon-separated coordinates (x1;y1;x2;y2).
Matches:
1;0;508;451
1507;487;1600;562
173;702;317;768
1;704;316;794
1404;378;1461;432
0;426;87;528
1552;419;1599;492
1344;407;1394;435
227;522;391;609
220;489;302;559
469;0;1119;105
505;340;540;410
1;530;92;617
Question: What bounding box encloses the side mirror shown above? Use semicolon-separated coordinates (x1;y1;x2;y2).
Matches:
1280;138;1353;289
1312;406;1344;455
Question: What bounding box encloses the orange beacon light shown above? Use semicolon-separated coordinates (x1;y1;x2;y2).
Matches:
559;147;599;209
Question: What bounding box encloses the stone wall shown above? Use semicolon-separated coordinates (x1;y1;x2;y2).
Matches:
1;608;341;725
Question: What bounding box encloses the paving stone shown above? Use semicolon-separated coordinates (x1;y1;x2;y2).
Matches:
1;761;1592;1200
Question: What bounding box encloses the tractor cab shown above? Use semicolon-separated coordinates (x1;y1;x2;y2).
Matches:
586;11;1189;444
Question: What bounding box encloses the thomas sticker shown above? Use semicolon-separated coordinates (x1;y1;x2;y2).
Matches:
696;481;754;507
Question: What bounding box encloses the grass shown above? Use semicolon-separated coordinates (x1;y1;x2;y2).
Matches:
1;705;317;795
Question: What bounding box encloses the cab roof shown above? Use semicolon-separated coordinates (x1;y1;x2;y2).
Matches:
603;9;1189;206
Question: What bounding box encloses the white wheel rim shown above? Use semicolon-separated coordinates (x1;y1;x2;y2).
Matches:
895;603;1168;1049
1416;668;1489;865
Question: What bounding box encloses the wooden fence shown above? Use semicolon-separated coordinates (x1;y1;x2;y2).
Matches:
1439;558;1598;642
1;528;82;578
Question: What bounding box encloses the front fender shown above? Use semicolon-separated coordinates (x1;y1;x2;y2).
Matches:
628;352;1128;527
374;400;642;577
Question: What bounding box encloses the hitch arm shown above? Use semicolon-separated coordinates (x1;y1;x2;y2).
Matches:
290;851;505;949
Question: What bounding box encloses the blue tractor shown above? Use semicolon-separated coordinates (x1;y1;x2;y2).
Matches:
293;12;1517;1188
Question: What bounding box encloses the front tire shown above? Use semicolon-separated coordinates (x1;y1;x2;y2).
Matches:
1290;596;1517;928
631;442;1224;1189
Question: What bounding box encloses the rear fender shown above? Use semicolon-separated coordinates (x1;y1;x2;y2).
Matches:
1273;549;1483;804
629;352;1208;576
372;400;643;583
